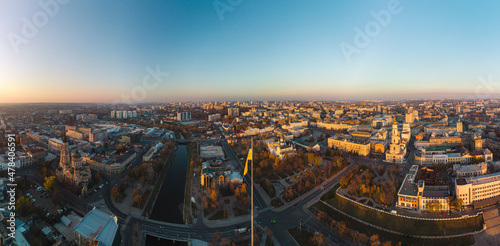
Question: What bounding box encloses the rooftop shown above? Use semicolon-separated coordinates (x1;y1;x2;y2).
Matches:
468;172;500;186
74;208;118;246
398;174;418;197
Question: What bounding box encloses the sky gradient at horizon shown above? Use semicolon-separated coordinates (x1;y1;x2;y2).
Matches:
1;0;500;103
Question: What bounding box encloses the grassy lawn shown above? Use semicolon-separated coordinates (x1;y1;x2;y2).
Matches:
233;207;249;217
324;194;483;236
209;209;228;220
312;202;476;246
287;228;315;246
261;183;276;199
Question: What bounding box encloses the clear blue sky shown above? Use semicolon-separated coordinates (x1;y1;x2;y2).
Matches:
1;0;500;103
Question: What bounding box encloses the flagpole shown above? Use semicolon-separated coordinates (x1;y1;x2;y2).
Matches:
251;137;254;246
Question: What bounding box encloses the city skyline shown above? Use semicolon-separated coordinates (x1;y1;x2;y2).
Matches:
2;1;500;103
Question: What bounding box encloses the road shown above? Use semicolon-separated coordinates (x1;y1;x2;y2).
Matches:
101;127;357;246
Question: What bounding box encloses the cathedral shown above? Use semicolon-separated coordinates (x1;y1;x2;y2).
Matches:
386;119;409;163
57;136;91;194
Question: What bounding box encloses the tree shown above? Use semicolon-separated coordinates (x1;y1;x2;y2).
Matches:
426;200;442;213
211;189;218;203
382;241;392;246
285;188;294;200
202;196;209;209
133;194;142;208
370;234;381;246
112;186;121;201
94;172;101;184
307;153;323;167
310;232;327;246
52;188;64;204
452;198;463;211
17;196;34;217
240;183;248;196
340;176;348;188
297;183;304;194
133;186;143;197
336;221;349;237
44;176;56;193
317;211;328;224
305;180;311;189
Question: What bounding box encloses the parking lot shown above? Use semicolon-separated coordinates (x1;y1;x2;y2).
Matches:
27;183;62;219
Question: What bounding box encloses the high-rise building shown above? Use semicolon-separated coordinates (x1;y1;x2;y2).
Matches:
110;111;115;118
177;112;191;121
457;119;463;133
405;107;418;123
228;107;239;117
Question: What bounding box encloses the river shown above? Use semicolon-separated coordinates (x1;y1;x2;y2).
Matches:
149;143;188;223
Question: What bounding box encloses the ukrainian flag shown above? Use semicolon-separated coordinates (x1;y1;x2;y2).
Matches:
243;141;252;176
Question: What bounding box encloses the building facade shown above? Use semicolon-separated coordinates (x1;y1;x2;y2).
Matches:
386;120;407;163
328;137;370;156
456;172;500;206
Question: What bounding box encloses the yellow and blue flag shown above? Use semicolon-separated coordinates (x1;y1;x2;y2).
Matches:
243;141;252;176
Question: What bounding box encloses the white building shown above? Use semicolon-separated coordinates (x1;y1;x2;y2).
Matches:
0;154;34;170
386;120;408;163
454;163;488;177
455;172;500;206
208;114;221;122
177;112;191;121
264;138;296;160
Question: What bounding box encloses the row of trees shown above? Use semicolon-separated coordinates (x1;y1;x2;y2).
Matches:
345;164;401;207
113;142;173;203
317;211;401;246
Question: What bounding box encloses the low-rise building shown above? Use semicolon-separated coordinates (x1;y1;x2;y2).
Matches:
397;165;451;211
200;145;225;159
454;163;488;177
264;138;296;160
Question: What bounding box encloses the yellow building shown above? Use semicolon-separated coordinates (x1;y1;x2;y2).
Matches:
328;137;370;156
122;135;131;143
